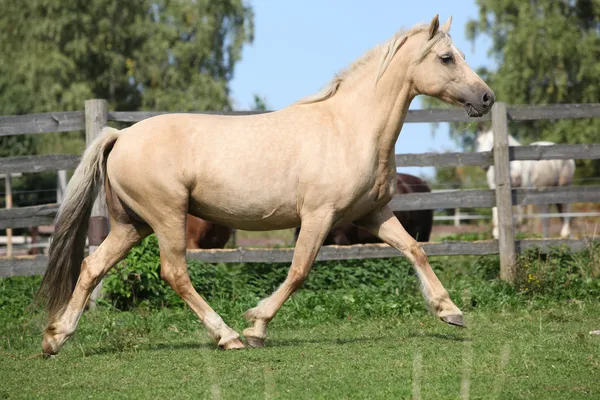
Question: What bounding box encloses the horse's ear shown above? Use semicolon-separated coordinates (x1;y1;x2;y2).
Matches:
440;16;452;33
428;14;440;40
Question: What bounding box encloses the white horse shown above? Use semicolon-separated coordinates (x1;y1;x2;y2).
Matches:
475;128;575;239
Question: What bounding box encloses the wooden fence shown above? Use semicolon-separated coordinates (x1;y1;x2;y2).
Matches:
1;101;600;283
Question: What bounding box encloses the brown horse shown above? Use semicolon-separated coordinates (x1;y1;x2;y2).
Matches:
38;16;494;354
295;173;433;244
185;214;232;249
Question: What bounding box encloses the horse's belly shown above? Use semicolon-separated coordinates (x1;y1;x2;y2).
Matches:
188;194;300;231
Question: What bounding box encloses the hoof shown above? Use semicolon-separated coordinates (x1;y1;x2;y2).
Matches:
245;335;265;348
220;337;245;350
42;337;58;357
441;314;466;328
243;327;266;348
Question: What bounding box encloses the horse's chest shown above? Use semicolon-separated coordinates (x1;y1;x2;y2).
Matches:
342;170;395;217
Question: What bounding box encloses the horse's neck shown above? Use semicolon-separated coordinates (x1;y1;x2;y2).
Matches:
328;46;416;166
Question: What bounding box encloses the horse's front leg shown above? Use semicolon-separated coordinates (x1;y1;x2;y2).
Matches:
243;211;334;347
355;205;464;326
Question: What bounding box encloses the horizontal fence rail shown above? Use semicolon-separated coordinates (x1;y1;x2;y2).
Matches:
1;237;595;276
2;144;598;177
2;104;599;136
0;204;58;229
106;104;600;124
0;154;79;174
395;144;600;167
2;185;599;230
0;112;85;136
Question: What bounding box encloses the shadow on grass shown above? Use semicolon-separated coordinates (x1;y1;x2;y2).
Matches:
407;331;471;342
29;328;470;359
79;341;216;357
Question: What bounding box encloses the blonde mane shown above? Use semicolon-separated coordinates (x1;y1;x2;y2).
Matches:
297;24;451;105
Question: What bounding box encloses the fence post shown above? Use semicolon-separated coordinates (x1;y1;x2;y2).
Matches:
4;174;12;257
454;208;461;227
492;102;517;283
57;170;67;204
85;99;109;306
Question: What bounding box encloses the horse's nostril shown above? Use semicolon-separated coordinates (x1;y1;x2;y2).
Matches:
482;91;495;107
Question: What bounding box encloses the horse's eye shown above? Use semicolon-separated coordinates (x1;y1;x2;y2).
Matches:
440;54;454;65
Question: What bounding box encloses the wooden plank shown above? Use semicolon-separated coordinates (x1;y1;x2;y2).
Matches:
513;185;600;206
106;104;600;124
85;99;109;306
0;255;48;277
0;154;79;174
394;144;600;168
187;238;600;263
492;102;517;283
389;189;494;210
186;241;499;263
0;185;596;230
0;104;596;134
404;109;490;123
0;112;85;136
389;185;600;211
507;103;600;121
0;204;58;229
107;110;271;123
6;146;594;174
395;151;493;167
1;238;596;275
511;144;600;161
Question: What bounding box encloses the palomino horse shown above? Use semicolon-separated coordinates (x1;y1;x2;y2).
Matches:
294;173;433;244
475;128;575;238
37;15;494;355
186;214;232;249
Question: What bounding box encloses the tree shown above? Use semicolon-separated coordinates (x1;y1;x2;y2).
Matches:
0;0;253;206
0;0;253;115
426;0;600;178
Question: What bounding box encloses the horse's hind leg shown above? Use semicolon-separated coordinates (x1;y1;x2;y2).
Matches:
154;221;244;350
42;220;151;355
243;212;334;348
556;203;571;238
538;204;550;238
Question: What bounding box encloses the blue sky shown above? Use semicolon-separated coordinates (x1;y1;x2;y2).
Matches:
230;1;494;177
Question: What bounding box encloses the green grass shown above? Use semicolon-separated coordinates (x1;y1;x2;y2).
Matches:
1;244;599;399
1;304;599;399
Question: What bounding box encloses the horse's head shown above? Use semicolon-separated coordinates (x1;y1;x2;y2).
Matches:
410;15;495;117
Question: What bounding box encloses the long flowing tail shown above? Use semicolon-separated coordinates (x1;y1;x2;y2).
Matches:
36;127;121;320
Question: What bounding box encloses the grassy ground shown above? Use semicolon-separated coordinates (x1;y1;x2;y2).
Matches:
2;245;599;399
1;303;599;399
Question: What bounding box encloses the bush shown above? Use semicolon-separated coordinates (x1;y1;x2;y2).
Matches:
515;244;600;299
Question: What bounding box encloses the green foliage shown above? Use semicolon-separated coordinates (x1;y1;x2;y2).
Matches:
0;275;41;320
516;244;600;297
0;0;253;115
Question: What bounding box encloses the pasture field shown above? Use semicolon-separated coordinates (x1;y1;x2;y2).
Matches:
1;301;599;399
1;244;599;399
